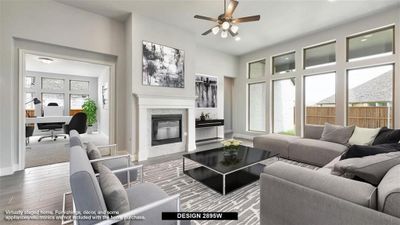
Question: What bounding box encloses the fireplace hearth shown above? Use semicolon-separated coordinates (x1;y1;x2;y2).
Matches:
152;114;182;146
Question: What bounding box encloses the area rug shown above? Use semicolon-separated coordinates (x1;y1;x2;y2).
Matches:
141;158;318;225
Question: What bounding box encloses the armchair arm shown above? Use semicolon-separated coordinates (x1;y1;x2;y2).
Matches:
89;154;130;163
95;165;144;183
94;194;180;225
97;144;118;156
260;162;400;225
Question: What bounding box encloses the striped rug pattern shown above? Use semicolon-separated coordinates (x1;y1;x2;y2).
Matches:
141;158;318;225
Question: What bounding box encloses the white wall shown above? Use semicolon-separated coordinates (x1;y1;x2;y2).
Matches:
98;69;110;137
234;7;400;138
0;0;126;175
224;77;234;133
127;13;239;155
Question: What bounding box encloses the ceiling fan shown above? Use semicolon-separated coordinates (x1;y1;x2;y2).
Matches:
194;0;260;40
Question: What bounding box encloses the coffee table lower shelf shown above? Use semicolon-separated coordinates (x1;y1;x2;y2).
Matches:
183;163;265;195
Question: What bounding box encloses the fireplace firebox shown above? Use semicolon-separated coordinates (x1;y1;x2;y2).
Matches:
151;114;182;146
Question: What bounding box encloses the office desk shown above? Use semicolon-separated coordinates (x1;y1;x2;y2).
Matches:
26;116;72;136
26;116;72;124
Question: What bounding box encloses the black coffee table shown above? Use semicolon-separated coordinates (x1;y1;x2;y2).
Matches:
182;145;278;195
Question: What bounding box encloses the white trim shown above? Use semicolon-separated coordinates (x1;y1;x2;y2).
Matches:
0;164;19;176
16;49;117;174
233;133;255;140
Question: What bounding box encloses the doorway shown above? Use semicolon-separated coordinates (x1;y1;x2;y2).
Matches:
19;50;116;168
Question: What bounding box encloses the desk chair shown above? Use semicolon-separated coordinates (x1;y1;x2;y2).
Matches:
37;102;67;142
63;112;87;135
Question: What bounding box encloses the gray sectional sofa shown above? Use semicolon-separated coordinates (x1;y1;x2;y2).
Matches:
254;125;400;225
254;125;347;166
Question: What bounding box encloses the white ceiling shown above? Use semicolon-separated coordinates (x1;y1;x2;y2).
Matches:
55;0;400;55
25;54;109;77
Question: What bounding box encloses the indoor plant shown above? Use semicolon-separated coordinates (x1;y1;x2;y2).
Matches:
82;98;97;134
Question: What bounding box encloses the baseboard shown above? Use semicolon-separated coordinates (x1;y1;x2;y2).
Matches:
0;164;19;177
233;133;255;140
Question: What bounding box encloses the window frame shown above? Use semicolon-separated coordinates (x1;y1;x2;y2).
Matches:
41;77;65;91
69;80;90;92
41;92;65;107
247;81;267;132
303;41;336;69
346;25;395;62
346;63;395;128
271;51;296;75
303;72;337;127
272;77;297;135
69;94;89;110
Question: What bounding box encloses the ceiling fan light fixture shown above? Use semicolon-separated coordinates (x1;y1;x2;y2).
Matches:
230;25;239;34
222;21;230;30
212;26;220;35
221;30;228;38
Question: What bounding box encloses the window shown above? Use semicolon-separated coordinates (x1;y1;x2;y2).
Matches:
273;78;296;135
70;80;89;92
248;60;265;79
272;52;295;74
25;76;35;89
42;93;64;107
70;94;88;110
304;42;336;69
248;82;266;131
347;26;394;62
305;73;336;125
42;78;64;90
25;92;35;110
347;64;393;128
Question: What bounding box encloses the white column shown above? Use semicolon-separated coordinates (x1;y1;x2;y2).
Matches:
187;107;196;152
138;107;148;161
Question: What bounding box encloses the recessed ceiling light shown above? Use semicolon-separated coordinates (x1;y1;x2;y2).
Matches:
285;57;289;60
361;38;368;42
364;34;373;38
328;0;336;2
37;57;54;64
235;36;241;41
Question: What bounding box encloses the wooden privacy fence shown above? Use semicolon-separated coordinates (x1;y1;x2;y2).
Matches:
306;106;391;128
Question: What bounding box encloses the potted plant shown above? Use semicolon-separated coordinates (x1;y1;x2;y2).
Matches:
82;98;97;134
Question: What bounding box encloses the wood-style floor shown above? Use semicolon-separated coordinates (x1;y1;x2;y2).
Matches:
0;137;251;225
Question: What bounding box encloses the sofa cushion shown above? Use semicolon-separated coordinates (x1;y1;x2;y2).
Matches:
320;123;355;145
126;183;176;225
99;165;130;225
318;156;341;174
373;127;400;145
253;134;300;158
349;127;381;146
87;142;102;173
264;161;377;209
341;143;400;160
303;125;324;140
332;152;400;186
288;139;348;166
378;164;400;218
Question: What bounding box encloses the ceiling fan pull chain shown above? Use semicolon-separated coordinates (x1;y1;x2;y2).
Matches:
224;0;226;13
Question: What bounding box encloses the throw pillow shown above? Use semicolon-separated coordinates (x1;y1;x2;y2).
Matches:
372;127;400;145
99;165;130;225
332;152;400;186
320;123;355;145
348;127;381;146
340;143;400;160
87;142;102;173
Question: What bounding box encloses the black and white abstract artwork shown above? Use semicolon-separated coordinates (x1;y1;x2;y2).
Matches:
142;41;185;88
195;75;217;108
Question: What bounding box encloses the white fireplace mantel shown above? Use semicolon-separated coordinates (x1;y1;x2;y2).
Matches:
134;94;196;161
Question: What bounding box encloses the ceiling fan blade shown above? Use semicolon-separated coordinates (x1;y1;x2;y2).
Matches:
232;15;260;24
202;29;213;35
224;0;238;18
228;29;238;37
194;15;218;22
